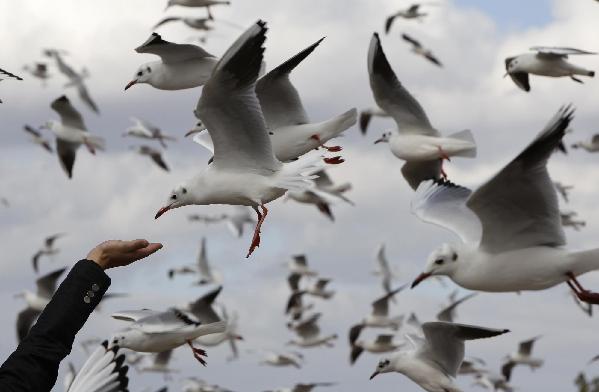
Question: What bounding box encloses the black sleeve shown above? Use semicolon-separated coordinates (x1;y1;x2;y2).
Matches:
0;259;111;392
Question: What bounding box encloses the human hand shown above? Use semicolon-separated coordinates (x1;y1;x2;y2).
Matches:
86;239;163;270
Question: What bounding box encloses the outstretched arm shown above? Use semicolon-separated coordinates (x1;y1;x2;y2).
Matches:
0;239;162;392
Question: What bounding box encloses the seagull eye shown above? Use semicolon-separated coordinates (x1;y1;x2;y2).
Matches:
434;259;444;265
452;253;458;261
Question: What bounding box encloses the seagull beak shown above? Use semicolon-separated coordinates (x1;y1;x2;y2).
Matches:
370;371;380;380
155;204;173;219
235;335;244;341
124;80;137;91
411;272;431;288
374;137;385;144
503;72;509;78
184;129;199;137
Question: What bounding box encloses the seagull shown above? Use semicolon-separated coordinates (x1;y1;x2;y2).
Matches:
289;273;335;300
23;125;53;153
359;107;390;135
184;118;207;137
165;0;231;19
385;4;428;34
0;67;23;103
182;377;234;392
458;357;486;375
264;382;336;392
410;106;599;306
370;322;510;392
139;349;177;378
505;47;595;92
45;50;99;113
126;32;218;91
188;206;256;238
31;233;65;273
168;237;221;284
15;267;66;342
42;96;105;179
194;306;243;361
260;352;303;368
436;292;477;322
133;145;169;172
401;34;443;67
287;313;338;348
288;254;319;277
501;336;544;382
154;16;214;31
191;37;356;163
286;288;315;322
349;286;406;345
287;170;353;221
369;33;476;189
351;334;402;365
22;63;50;84
255;37;356;163
373;244;400;295
110;308;226;366
561;210;586;231
472;372;515;392
571;134;599;152
155;21;324;258
124;117;177;148
66;340;130;392
553;181;573;202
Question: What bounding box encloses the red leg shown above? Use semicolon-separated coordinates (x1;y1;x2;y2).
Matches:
324;156;345;165
566;272;599;305
247;205;268;258
187;340;207;366
83;138;96;155
440;159;448;179
437;146;450;161
310;134;342;152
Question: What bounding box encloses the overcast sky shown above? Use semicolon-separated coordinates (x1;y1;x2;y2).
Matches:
1;0;599;391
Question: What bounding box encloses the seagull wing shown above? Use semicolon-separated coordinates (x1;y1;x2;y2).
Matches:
135;33;214;63
197;20;280;172
401;33;421;48
36;267;67;298
411;179;482;245
368;34;437;135
531;46;596;58
519;336;541;356
401;160;442;190
256;38;324;130
50;95;87;130
23;125;42;138
111;309;161;322
372;285;405;316
375;334;394;345
196;238;212;278
153;17;182;29
76;82;99;114
188;286;222;323
466;106;572;253
418;322;509;378
56;139;78;179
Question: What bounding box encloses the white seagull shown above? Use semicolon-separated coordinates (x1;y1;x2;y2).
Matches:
287;313;338;348
373;243;400;295
183;377;234;392
265;383;336;392
43;95;105;178
288;254;319;277
501;336;544;382
124;117;177;148
154;16;214;31
436;292;477;322
22;63;51;84
0;67;23;103
165;0;231;19
110;308;226;366
126;32;218;91
260;352;303;368
370;322;509;392
31;232;65;273
133;145;170;172
369;33;476;189
155;21;324;258
23;125;53;153
505;47;595;92
194;306;243;361
410;106;599;306
401;33;443;67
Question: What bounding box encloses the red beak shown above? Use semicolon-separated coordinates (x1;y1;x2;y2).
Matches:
411;272;431;288
124;80;137;91
155;205;171;219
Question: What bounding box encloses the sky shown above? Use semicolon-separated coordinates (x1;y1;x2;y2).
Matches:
1;0;599;391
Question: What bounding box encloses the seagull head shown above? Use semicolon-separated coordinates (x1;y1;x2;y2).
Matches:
39;120;59;132
155;183;197;219
125;64;154;90
108;329;138;350
370;358;394;380
504;56;519;75
374;132;392;144
412;243;459;288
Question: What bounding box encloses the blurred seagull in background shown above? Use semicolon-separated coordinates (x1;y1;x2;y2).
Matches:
359;106;390;135
436;292;477;322
31;233;65;273
264;382;336;392
153;16;214;31
22;125;53;153
133;145;170;172
287;313;338;348
350;334;402;365
369;33;476;189
126;32;218;91
385;4;428;34
501;336;544;382
188;206;256;238
505;47;595;92
22;63;50;85
401;33;443;67
42;95;105;178
168;238;221;285
124;117;177;148
164;0;232;19
571;134;599;152
260;351;304;368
